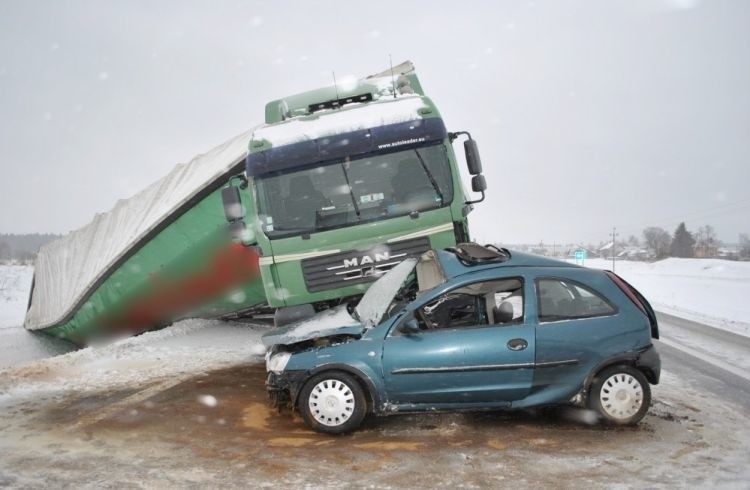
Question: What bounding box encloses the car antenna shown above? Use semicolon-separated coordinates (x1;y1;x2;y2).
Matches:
389;54;397;98
332;71;340;107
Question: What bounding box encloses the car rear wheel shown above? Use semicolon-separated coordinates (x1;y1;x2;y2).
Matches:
298;372;367;434
589;365;651;425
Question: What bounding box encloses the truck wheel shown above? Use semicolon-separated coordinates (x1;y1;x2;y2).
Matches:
589;365;651;425
298;372;367;434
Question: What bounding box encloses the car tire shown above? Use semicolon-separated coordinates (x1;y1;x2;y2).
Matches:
589;365;651;425
298;371;367;434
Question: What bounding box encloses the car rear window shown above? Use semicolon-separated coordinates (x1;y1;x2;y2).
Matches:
537;278;616;322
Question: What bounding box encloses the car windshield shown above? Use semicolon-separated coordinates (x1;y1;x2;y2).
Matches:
254;144;453;238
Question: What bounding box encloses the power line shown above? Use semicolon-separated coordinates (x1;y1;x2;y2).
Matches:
615;197;750;237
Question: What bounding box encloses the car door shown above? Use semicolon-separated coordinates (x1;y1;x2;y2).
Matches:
381;277;535;405
532;275;622;393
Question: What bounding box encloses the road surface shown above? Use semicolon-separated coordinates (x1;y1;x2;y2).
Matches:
0;313;748;488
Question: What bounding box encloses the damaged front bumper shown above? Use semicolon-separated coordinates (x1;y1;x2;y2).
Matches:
266;370;307;409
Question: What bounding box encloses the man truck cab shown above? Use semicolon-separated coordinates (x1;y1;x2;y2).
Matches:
224;61;488;324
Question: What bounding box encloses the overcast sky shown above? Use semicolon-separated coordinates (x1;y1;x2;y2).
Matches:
1;0;748;245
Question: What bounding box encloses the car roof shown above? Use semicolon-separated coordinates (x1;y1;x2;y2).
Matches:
435;244;581;279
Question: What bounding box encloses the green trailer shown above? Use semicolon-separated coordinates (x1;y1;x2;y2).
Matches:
24;130;268;345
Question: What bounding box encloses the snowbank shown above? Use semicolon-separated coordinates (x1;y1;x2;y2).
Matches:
0;318;268;402
0;265;33;328
582;258;750;337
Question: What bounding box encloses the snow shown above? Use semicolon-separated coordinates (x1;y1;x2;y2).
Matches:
251;96;426;148
26;128;258;331
261;304;360;347
582;258;750;337
0;263;269;405
0;265;33;328
0;318;268;403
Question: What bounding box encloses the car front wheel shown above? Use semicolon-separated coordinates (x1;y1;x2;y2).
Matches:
298;372;367;434
589;365;651;425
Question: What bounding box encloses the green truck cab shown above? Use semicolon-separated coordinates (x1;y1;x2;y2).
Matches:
228;62;487;322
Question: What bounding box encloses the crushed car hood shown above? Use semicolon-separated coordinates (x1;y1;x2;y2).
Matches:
355;258;417;327
261;304;364;347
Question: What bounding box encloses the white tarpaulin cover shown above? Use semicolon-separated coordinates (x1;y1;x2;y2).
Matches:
25;129;255;331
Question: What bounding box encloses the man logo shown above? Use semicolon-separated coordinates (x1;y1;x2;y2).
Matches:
343;251;391;269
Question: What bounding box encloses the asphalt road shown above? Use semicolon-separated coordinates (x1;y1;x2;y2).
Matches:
655;312;750;410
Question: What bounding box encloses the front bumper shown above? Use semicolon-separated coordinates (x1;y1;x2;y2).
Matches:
266;370;307;409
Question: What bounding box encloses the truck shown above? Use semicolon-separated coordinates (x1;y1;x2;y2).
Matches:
25;61;487;344
222;61;488;324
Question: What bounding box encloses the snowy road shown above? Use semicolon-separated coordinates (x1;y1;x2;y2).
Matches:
656;313;750;411
0;314;748;488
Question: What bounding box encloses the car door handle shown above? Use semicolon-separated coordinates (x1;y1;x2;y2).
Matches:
507;338;528;351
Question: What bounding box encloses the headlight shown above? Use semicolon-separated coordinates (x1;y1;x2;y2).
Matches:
265;351;291;373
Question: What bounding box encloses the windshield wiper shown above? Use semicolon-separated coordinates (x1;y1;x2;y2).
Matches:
340;162;361;219
414;149;444;204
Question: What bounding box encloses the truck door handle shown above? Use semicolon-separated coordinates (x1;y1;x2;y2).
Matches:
507;338;528;351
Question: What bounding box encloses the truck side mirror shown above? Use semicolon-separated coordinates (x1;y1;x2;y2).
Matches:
471;174;487;193
228;220;247;241
464;139;483;175
221;186;245;222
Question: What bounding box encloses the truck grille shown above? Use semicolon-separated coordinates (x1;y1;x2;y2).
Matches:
301;237;431;293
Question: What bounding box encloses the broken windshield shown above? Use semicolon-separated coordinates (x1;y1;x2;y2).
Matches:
254;144;453;239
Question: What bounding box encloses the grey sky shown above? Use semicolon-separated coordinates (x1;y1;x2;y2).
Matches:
0;0;748;245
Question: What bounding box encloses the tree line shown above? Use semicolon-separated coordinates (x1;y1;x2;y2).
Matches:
640;223;749;260
0;233;60;263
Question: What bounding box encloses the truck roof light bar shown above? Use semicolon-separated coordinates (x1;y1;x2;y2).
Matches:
308;93;374;114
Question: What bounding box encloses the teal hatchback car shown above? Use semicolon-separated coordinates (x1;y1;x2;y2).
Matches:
262;243;660;434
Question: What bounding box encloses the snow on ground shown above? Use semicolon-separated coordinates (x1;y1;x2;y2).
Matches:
0;265;33;328
0;264;269;400
0;319;268;404
581;258;750;337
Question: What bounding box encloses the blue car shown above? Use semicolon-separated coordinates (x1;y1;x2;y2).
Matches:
263;243;661;434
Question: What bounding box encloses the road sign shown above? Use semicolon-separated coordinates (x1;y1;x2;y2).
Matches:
574;250;587;265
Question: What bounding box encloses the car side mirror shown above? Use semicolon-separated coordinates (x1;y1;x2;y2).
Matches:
398;317;421;335
471;174;487;193
464;138;483;175
221;186;245;222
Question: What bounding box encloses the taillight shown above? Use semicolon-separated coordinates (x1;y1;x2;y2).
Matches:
604;271;659;339
605;271;646;314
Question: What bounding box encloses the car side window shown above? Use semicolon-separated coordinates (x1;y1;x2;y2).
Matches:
537;278;615;322
415;278;524;330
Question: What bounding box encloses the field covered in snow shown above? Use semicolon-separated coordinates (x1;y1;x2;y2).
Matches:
582;258;750;337
0;265;32;329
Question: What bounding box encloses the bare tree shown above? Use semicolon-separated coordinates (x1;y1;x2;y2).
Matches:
643;227;671;259
695;225;718;257
739;233;750;260
0;241;11;262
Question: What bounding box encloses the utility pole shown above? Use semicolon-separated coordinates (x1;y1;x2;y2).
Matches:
611;227;619;272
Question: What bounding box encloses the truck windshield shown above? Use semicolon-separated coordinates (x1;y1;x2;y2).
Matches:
255;143;453;238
